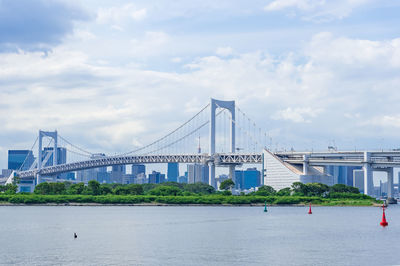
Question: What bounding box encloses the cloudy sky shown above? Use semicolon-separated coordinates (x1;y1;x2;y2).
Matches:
1;0;400;170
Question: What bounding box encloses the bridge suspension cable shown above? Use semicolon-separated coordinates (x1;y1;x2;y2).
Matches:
120;103;210;156
18;136;38;171
58;135;94;156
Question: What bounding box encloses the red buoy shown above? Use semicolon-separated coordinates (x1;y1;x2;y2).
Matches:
380;204;388;227
308;203;312;214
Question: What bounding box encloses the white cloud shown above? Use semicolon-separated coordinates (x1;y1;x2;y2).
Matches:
1;31;400;166
130;31;170;57
216;46;234;57
264;0;324;11
273;107;322;123
171;57;182;63
97;4;147;27
264;0;372;22
364;115;400;129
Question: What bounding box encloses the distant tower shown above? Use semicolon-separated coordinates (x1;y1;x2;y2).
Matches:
198;136;201;154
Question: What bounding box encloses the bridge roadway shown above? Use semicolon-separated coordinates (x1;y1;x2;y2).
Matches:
17;153;263;178
16;150;400;179
277;150;400;168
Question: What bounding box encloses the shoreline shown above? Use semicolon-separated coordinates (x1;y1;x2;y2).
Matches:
0;202;386;207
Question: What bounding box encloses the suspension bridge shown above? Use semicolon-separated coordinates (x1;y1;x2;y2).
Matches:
8;99;267;188
6;98;400;201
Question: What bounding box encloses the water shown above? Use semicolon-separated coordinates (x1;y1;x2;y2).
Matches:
0;205;399;266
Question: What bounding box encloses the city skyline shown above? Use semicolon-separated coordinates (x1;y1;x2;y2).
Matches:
1;0;400;170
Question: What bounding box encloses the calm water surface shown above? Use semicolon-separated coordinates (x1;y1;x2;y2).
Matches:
0;205;399;266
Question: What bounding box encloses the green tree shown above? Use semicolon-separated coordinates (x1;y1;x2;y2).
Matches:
184;183;215;194
219;179;235;191
126;184;144;195
34;182;66;195
291;182;308;196
88;180;101;195
142;183;158;193
100;184;113;195
306;183;329;197
148;186;182;196
256;185;276;196
67;183;85;195
276;187;291;196
51;183;67;194
0;184;18;194
330;184;359;194
34;182;51;194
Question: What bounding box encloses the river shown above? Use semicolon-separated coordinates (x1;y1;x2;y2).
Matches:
0;205;398;265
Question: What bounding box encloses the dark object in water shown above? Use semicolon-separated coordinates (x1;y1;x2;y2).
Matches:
74;233;78;239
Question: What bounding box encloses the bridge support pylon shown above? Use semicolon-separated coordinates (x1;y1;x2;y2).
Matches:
209;98;235;188
37;130;58;184
386;167;396;204
363;152;374;196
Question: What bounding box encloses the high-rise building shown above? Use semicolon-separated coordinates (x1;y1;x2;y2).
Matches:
76;153;107;183
132;164;146;176
167;163;179;182
235;168;261;189
148;171;165;184
353;169;364;194
243;168;261;189
8;150;35;170
234;170;244;189
123;174;136;184
325;166;362;186
111;165;126;183
136;173;147;184
42;147;66;166
187;164;209;184
178;175;188;184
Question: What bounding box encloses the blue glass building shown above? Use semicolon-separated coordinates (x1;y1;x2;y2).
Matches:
8;150;35;170
325;166;362;186
148;171;165;184
42;147;66;166
234;170;244;189
132;164;146;176
167;163;179;182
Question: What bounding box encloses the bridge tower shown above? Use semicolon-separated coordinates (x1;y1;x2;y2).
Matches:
37;130;58;184
209;98;235;187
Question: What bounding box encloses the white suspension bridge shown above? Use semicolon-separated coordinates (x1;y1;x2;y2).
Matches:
6;98;400;201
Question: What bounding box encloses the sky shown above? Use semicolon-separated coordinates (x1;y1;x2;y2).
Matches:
1;0;400;177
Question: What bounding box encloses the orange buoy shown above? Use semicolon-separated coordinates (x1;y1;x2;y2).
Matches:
380;204;388;227
308;203;312;214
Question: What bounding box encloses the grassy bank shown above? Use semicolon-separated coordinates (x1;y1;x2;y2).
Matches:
0;194;379;206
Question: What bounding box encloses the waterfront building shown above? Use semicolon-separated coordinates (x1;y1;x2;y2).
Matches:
123;174;136;184
148;171;165;184
234;171;243;189
8;150;35;170
325;166;362;186
243;168;261;189
178;175;188;184
167;163;179;182
263;150;334;191
132;164;146;176
187;164;209;184
111;165;126;183
76;153;107;183
136;173;147;184
42;147;66;166
353;169;364;194
2;169;13;178
234;168;261;189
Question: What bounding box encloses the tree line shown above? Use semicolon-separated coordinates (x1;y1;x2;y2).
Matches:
0;180;361;198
